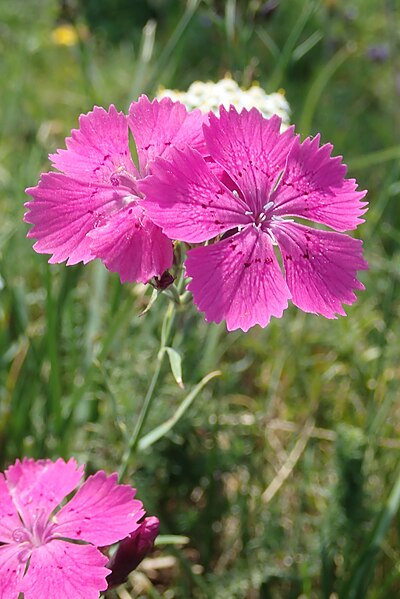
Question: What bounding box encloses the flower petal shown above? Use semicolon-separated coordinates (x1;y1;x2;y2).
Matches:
0;543;26;599
88;204;173;283
271;135;368;231
140;146;250;243
19;540;109;599
272;221;368;318
128;95;206;174
203;106;296;215
5;458;83;530
0;474;21;543
186;226;290;331
49;105;139;182
54;471;144;546
25;173;128;265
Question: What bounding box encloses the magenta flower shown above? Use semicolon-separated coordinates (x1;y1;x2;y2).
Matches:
106;515;160;588
140;106;368;331
25;96;205;284
0;458;145;599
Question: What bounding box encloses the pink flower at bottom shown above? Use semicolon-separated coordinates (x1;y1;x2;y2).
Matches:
140;106;368;331
0;458;145;599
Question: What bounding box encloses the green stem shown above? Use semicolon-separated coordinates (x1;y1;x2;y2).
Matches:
119;299;177;479
45;264;62;437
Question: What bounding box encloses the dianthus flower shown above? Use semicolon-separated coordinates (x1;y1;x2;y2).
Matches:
0;458;147;598
140;106;368;331
25;96;205;284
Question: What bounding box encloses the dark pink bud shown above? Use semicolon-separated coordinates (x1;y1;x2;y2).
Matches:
106;516;160;588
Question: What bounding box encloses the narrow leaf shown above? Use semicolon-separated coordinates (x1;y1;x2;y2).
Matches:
138;370;221;451
164;346;184;388
155;535;190;546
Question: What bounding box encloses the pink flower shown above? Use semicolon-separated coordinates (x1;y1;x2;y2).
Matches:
0;458;145;599
106;515;160;588
140;106;368;331
25;96;205;284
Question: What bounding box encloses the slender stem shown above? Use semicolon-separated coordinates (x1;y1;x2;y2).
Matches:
45;264;62;437
119;299;177;479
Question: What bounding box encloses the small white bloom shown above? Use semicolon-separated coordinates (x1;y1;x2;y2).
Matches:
157;76;291;129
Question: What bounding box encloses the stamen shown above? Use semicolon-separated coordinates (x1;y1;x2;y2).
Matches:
271;215;294;223
267;229;278;245
263;201;274;212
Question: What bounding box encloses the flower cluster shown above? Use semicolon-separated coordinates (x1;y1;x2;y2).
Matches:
25;94;368;331
158;76;291;127
0;458;158;599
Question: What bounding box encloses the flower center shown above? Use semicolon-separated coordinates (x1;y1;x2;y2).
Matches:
245;201;275;228
109;166;143;198
12;511;55;551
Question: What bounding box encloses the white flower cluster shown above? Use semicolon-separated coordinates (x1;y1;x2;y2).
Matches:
158;77;291;128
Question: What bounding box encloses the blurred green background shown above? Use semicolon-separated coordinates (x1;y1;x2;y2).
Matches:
1;0;400;597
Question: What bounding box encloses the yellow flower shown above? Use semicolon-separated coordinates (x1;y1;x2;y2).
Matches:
51;24;78;47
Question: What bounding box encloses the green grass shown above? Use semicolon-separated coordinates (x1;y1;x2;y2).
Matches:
1;0;400;597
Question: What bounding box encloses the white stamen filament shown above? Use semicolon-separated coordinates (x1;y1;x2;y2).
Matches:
263;200;274;211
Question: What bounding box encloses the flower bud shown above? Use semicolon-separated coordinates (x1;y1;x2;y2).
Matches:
106;516;160;588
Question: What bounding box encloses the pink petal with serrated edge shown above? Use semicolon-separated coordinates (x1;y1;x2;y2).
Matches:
128;95;206;174
272;221;368;318
140;146;250;243
50;105;139;182
186;226;290;332
271;135;368;231
0;543;26;599
0;474;21;543
54;471;144;546
25;173;127;265
19;541;109;599
88;204;173;283
203;106;296;215
5;458;83;530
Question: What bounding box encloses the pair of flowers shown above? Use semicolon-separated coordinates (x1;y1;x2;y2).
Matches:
25;96;368;331
0;458;158;598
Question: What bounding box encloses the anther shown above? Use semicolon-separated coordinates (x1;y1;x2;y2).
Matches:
263;201;274;211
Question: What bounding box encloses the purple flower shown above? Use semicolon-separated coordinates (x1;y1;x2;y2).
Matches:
140;106;368;331
106;516;160;588
366;44;390;62
24;96;205;284
0;458;146;599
